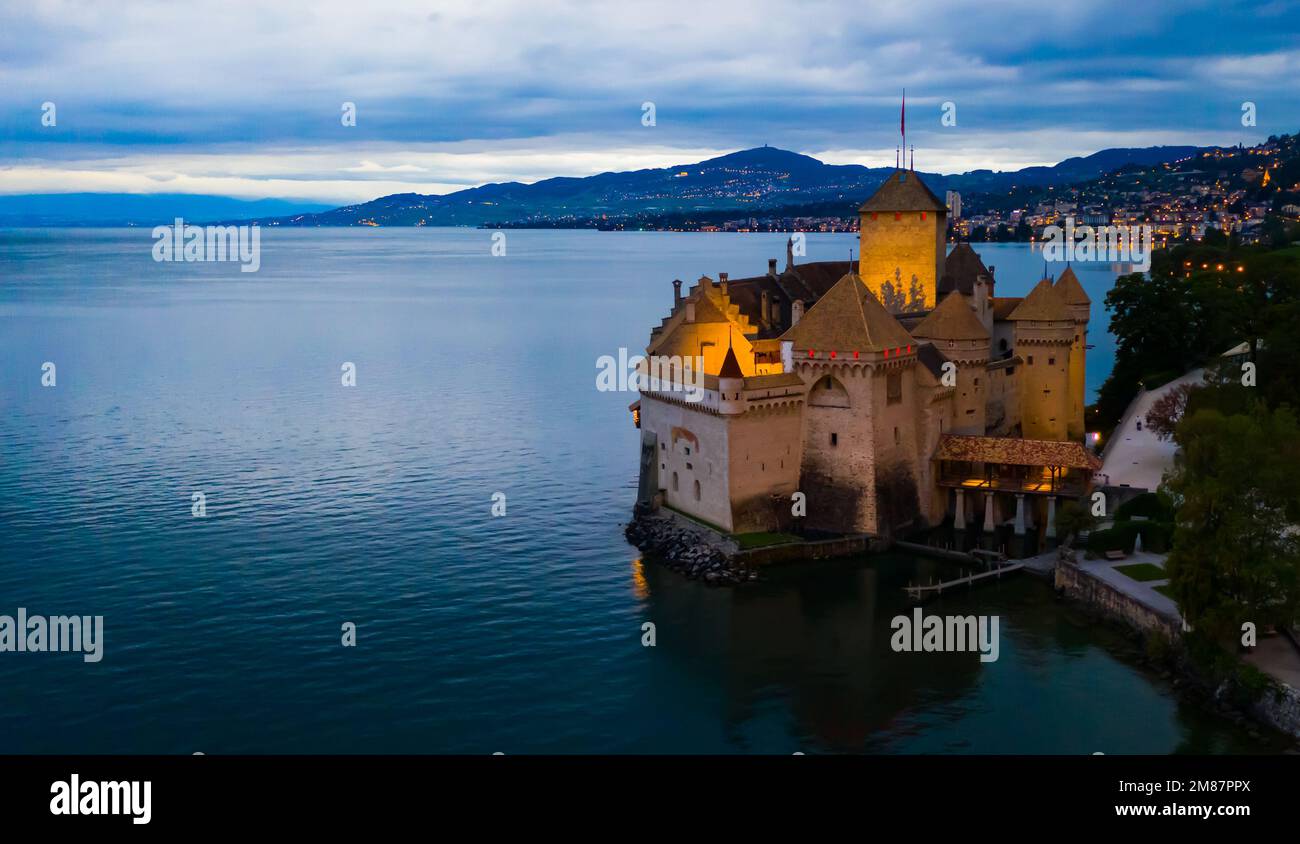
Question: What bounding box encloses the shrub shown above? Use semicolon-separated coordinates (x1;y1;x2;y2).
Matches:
1115;491;1175;522
1086;521;1142;553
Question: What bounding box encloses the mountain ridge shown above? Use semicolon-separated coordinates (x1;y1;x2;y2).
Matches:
0;144;1208;227
234;144;1205;227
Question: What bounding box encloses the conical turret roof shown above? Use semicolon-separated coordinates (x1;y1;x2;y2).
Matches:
912;291;990;341
718;344;744;378
1007;278;1071;322
781;272;915;352
1053;266;1090;306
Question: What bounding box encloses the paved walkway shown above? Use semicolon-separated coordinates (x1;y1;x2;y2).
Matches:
1077;551;1182;623
1244;635;1300;689
1070;550;1300;691
1099;369;1204;492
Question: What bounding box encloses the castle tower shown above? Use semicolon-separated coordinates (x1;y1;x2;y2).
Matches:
717;344;746;416
940;242;996;333
1008;279;1074;441
910;292;991;435
780;271;920;535
858;169;948;314
1053;267;1091;441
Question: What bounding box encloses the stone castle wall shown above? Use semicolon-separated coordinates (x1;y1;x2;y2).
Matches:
1015;322;1073;441
726;401;804;533
797;361;879;534
639;392;735;531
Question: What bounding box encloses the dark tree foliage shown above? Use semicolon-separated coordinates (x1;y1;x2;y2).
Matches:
1164;395;1300;643
1094;242;1300;430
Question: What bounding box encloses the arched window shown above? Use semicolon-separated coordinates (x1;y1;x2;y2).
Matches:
693;479;701;501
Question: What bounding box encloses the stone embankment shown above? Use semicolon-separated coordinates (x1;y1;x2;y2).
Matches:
624;510;758;585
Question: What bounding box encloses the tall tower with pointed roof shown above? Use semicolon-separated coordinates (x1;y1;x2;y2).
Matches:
911;292;990;434
1053;267;1091;440
857;169;948;314
1008;279;1074;441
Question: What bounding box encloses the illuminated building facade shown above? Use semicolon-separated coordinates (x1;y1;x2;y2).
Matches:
632;168;1096;544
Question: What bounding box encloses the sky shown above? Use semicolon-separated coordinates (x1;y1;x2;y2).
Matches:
2;0;1298;205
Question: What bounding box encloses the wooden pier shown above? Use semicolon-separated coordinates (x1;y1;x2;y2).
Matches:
904;562;1024;602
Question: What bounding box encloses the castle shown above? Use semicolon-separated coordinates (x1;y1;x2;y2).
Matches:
631;166;1101;549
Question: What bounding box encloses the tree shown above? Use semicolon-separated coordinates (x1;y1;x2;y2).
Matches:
1164;403;1300;644
1144;382;1197;441
1054;500;1096;545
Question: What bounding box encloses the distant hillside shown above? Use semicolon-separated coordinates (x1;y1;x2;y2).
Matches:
236;144;1206;228
0;145;1208;228
0;194;334;227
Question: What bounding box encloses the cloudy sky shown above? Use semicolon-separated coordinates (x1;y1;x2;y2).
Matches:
2;0;1297;204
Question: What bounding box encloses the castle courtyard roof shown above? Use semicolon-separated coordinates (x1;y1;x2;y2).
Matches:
858;169;948;213
781;271;915;353
936;434;1102;470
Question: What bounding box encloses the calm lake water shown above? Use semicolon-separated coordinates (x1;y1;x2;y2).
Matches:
0;228;1285;753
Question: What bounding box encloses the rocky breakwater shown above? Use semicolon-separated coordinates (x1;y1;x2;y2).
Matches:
624;510;758;585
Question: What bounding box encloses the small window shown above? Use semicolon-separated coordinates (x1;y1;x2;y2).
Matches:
1048;357;1056;366
685;446;691;455
660;442;665;450
887;372;903;405
893;427;900;444
672;472;679;492
686;462;692;470
693;479;701;501
831;433;838;446
999;339;1008;352
1027;355;1034;365
974;377;980;386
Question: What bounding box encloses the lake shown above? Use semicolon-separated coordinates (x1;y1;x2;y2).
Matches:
0;228;1282;753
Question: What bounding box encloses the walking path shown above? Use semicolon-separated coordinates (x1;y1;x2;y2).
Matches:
1076;550;1181;622
1098;369;1203;492
1063;547;1300;693
1244;635;1300;689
